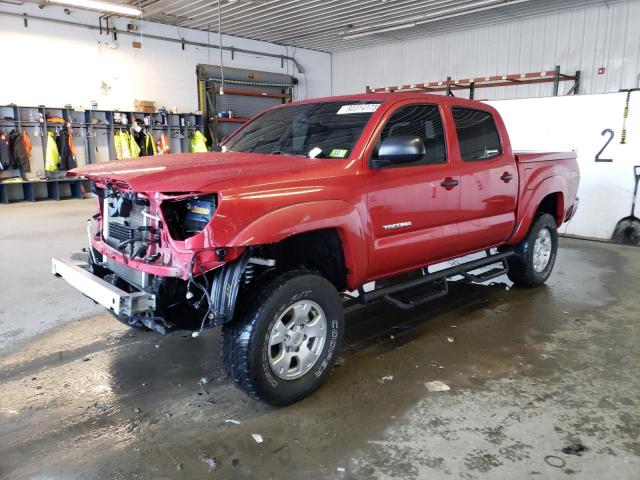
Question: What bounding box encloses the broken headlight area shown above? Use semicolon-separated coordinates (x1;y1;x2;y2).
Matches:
161;194;217;240
102;189;160;259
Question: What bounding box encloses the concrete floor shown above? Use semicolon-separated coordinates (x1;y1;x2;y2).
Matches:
0;199;639;479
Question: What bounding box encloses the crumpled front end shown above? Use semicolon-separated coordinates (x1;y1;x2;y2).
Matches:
92;182;229;284
55;180;251;333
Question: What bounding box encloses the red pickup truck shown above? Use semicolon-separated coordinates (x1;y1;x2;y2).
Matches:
52;93;579;405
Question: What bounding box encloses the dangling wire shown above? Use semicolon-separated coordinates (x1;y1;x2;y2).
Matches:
217;0;225;95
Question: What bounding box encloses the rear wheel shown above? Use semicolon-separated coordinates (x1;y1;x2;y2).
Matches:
222;270;344;405
507;213;558;287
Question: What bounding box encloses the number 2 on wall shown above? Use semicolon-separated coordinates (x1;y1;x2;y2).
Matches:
595;128;614;162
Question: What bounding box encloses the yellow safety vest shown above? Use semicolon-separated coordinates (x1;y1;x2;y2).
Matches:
45;131;60;172
190;130;208;153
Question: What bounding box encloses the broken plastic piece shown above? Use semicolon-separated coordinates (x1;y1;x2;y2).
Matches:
562;443;588;456
337;467;346;473
377;375;394;384
425;380;450;392
225;419;241;425
252;433;263;443
128;315;172;334
199;454;217;473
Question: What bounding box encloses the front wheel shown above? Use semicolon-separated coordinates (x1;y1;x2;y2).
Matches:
506;213;558;287
222;270;344;405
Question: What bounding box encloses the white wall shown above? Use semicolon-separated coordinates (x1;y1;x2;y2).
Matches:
332;0;640;99
0;3;331;112
488;92;640;241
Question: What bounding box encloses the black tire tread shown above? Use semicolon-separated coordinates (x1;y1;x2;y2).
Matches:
222;270;333;404
507;213;558;287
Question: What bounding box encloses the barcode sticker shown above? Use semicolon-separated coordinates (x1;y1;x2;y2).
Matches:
337;103;381;115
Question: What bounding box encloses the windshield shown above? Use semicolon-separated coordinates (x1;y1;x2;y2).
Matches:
223;100;381;159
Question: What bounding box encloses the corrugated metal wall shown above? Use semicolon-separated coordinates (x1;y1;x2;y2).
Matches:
332;0;640;99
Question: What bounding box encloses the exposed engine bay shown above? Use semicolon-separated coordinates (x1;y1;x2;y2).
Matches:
84;183;274;335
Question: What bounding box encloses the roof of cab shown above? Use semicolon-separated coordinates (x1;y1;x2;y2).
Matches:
288;91;492;109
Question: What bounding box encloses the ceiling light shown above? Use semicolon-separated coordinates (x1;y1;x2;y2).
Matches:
49;0;141;17
340;0;531;40
342;22;415;40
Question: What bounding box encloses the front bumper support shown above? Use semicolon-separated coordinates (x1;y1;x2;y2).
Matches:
51;257;156;317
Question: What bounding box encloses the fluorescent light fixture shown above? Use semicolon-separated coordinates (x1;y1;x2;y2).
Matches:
340;0;532;40
342;22;416;39
50;0;141;16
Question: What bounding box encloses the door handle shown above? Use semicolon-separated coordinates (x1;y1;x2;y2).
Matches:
440;177;459;189
501;172;514;182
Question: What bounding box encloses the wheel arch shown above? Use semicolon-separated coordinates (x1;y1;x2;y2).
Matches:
226;201;368;290
509;176;568;245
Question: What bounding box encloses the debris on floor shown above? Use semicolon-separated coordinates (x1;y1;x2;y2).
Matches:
562;443;588;456
225;419;241;425
337;467;346;473
377;375;394;384
199;454;217;473
447;336;455;343
425;380;451;392
198;377;210;385
252;433;264;444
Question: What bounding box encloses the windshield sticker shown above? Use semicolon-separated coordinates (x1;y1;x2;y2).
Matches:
337;103;381;115
329;148;349;158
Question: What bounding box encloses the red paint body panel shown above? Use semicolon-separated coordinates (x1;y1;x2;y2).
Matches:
70;93;579;290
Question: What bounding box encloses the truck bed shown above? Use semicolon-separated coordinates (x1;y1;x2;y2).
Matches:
514;151;577;163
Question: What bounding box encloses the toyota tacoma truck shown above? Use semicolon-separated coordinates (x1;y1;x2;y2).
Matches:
52;93;579;405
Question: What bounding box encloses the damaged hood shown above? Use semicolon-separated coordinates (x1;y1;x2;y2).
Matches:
69;151;342;193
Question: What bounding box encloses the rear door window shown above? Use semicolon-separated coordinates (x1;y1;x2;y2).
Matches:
452;108;502;161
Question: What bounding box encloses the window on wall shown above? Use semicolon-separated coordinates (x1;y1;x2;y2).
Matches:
373;104;447;166
452;108;502;161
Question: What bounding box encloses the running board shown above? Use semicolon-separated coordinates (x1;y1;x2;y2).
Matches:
359;250;514;309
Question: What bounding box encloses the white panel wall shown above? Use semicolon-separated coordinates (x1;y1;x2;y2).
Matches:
332;0;640;98
0;3;331;112
488;92;640;241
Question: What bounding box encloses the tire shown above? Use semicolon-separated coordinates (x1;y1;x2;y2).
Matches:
222;270;344;406
506;213;558;287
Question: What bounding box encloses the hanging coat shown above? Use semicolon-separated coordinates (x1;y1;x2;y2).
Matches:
0;132;12;170
133;130;157;156
56;127;77;171
190;130;208;153
128;131;141;158
8;129;31;172
114;131;131;160
22;130;32;157
45;131;60;172
157;132;170;155
145;133;157;155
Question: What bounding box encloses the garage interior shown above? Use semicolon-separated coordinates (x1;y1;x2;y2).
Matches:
1;0;639;478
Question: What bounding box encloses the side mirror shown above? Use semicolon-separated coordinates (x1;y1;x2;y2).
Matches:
372;135;425;168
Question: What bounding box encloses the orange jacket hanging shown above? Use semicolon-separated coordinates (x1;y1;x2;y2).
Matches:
157;132;170;155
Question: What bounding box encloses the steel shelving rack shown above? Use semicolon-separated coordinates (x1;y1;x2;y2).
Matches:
366;66;581;98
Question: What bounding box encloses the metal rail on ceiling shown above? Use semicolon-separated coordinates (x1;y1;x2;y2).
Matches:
366;66;581;98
